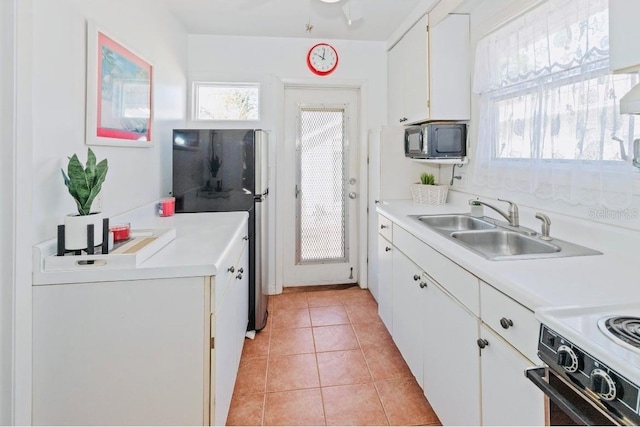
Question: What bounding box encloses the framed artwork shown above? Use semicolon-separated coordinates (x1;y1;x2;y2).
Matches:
86;21;153;147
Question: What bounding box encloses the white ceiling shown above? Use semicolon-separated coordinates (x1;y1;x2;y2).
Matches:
160;0;436;42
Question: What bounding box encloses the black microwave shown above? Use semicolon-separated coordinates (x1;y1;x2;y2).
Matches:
404;123;467;159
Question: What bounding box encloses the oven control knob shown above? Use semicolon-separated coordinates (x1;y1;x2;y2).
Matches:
590;369;617;401
557;345;579;373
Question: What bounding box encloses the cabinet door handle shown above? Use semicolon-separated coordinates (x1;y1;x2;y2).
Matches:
477;338;489;349
238;268;244;274
243;235;249;241
385;246;392;252
500;317;514;329
236;273;243;280
413;274;421;281
419;281;428;289
227;266;235;273
380;224;388;229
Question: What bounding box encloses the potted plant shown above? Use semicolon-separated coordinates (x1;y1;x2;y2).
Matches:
411;172;448;205
61;148;108;250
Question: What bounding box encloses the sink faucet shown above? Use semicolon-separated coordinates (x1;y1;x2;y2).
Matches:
535;212;552;240
469;198;519;227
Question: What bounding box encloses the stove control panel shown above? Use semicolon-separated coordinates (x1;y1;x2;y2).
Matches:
538;325;640;424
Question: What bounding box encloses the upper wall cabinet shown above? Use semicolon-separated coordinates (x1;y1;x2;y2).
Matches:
387;14;470;125
609;0;640;72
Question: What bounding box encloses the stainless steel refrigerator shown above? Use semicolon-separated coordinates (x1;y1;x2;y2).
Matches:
171;129;269;331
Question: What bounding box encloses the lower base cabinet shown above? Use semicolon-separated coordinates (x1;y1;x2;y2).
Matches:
422;278;481;426
379;218;545;426
479;326;545;426
33;242;248;426
392;248;426;387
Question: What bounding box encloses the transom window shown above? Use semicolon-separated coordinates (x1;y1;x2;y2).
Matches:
192;82;260;121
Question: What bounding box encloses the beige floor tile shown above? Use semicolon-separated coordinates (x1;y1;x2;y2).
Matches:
317;349;372;387
270;327;315;356
352;320;393;349
270;292;309;310
322;383;389;426
313;324;359;352
264;388;326;426
267;353;320;392
233;356;268;395
241;328;270;359
226;393;265;426
376;378;441;426
362;344;413;382
309;305;350;326
271;307;311;329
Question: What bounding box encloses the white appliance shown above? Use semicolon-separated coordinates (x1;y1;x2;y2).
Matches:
527;302;640;425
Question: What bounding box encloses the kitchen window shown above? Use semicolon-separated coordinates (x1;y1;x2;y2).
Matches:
192;82;260;121
472;0;638;209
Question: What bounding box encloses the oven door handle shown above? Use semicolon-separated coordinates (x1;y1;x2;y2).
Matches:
526;367;600;426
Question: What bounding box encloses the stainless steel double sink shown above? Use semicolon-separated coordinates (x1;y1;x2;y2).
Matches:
410;214;602;261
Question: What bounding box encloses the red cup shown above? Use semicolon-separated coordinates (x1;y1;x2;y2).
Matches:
158;197;175;217
110;223;131;242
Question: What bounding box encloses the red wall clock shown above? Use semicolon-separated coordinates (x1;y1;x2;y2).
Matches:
307;43;339;76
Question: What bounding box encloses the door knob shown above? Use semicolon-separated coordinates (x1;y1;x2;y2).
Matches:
349;192;357;199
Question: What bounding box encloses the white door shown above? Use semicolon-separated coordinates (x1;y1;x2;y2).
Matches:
283;87;359;286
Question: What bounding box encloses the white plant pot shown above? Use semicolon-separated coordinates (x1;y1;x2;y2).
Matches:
64;212;104;250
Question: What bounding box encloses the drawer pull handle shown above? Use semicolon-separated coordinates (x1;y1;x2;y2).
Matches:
238;268;244;274
413;274;421;281
419;281;428;289
243;235;249;241
477;338;489;349
380;224;388;229
236;273;243;280
500;318;514;329
227;266;235;273
385;246;392;252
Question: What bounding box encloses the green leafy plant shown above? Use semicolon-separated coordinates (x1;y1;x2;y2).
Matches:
420;172;436;185
61;148;108;216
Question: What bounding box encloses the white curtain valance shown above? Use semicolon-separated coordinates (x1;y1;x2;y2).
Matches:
474;0;609;94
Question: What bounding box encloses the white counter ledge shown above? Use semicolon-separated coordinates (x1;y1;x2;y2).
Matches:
33;207;249;285
377;193;640;311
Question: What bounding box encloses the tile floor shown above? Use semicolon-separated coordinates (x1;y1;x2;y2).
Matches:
226;286;442;426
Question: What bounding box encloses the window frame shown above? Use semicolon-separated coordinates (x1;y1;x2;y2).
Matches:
191;81;261;122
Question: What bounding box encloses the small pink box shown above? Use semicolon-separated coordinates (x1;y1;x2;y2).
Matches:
158;197;175;217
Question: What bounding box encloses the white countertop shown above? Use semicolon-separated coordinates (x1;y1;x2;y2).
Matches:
33;205;249;285
377;192;640;312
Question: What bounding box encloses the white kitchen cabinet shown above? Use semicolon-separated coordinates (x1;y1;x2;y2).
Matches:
387;14;470;125
33;228;249;426
367;128;434;304
377;232;393;332
378;214;545;427
422;277;481;426
479;326;545;426
609;0;640;72
392;247;426;387
388;15;429;125
428;13;471;120
211;239;249;426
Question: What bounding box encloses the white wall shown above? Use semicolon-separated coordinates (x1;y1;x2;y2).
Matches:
10;0;188;423
187;35;388;129
1;1;16;424
31;0;189;244
446;0;640;232
187;35;388;291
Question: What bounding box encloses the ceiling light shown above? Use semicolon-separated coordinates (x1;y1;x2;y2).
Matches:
342;0;363;25
319;0;342;3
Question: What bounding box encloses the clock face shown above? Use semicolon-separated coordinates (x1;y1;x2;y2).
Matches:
307;43;339;76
